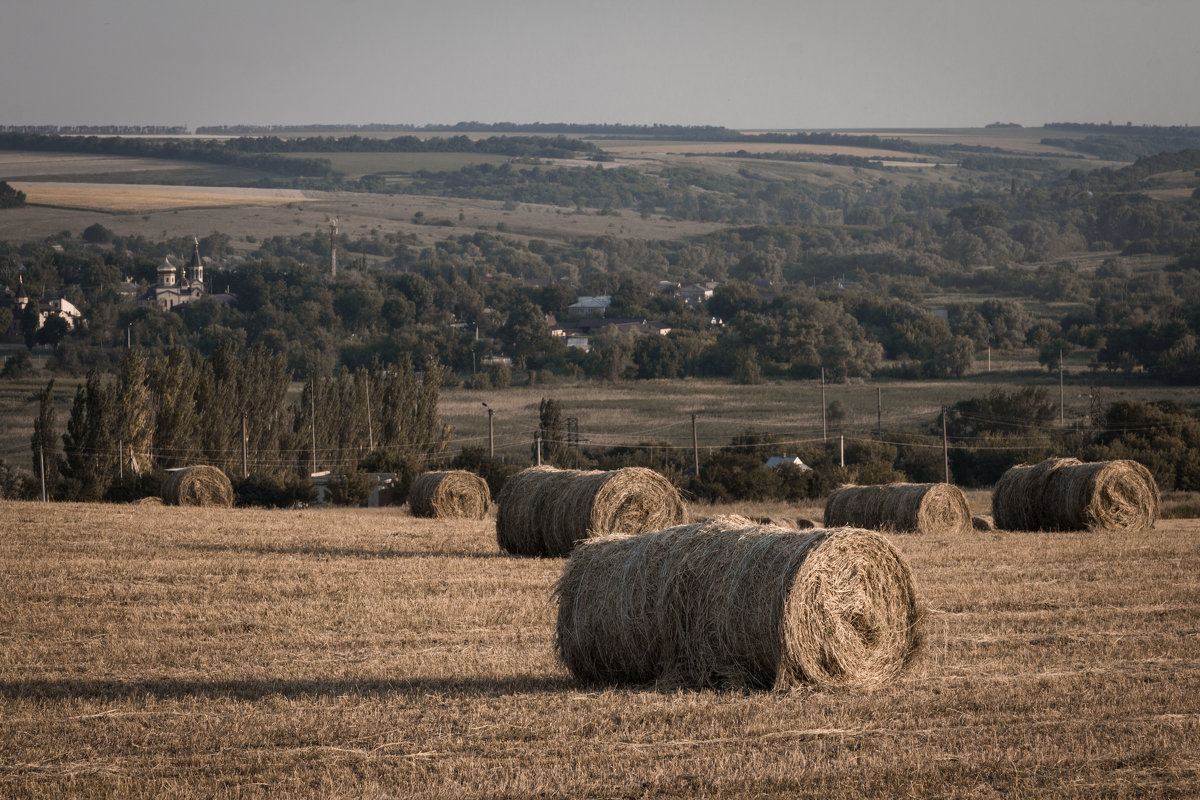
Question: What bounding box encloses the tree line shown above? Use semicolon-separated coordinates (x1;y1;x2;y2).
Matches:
28;345;449;503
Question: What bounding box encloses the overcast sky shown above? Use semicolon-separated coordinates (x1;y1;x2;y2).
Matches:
2;0;1197;130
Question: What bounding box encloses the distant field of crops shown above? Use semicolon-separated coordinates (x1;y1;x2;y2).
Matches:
9;181;314;212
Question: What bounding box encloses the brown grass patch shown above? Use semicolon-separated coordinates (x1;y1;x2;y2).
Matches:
9;181;314;212
554;516;922;691
495;466;686;557
0;502;1198;797
407;470;490;519
823;482;972;535
161;465;233;507
992;458;1160;531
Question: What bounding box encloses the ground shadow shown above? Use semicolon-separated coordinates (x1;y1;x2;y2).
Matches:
177;542;510;560
0;673;577;702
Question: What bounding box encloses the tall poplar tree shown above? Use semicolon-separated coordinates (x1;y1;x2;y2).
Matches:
30;379;58;499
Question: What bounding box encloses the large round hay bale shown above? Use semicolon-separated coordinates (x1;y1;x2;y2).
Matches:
555;516;922;691
161;465;233;507
408;470;491;519
823;482;972;535
992;458;1159;531
495;466;686;557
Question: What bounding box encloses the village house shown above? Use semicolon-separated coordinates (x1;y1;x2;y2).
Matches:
0;276;83;341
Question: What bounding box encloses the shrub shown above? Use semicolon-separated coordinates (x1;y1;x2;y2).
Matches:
327;470;372;507
233;473;316;508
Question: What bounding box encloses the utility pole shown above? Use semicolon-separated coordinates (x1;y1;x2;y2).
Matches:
241;412;249;479
820;368;827;441
483;403;494;459
877;386;882;439
329;217;339;278
1059;349;1065;426
942;406;950;484
39;444;46;502
365;381;374;451
692;413;700;478
535;432;542;466
310;382;317;476
840;435;845;468
119;439;124;483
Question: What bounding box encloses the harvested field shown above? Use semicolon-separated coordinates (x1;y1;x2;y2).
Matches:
9;181;314;212
0;502;1197;798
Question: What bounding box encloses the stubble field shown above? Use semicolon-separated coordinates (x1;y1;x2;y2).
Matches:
0;500;1197;799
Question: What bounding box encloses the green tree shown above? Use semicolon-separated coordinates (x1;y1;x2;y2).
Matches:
59;370;117;500
536;397;569;466
113;350;153;478
0;180;26;208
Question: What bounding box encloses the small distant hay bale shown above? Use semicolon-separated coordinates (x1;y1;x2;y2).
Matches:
749;515;798;530
408;470;491;519
972;515;996;532
136;496;164;507
992;458;1159;532
161;465;233;507
823;482;972;535
496;466;686;557
555;516;922;691
794;517;820;530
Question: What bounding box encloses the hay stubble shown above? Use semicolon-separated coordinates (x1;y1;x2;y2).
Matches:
1;501;1198;798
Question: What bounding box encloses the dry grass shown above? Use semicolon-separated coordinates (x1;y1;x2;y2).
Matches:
0;501;1198;797
823;482;973;535
407;470;490;520
9;181;314;212
554;517;922;691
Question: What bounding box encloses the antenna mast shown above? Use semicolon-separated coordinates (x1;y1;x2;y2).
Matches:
329;216;339;278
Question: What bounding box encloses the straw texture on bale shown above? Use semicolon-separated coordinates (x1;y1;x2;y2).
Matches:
992;458;1159;532
823;482;971;535
408;470;491;519
496;466;686;557
161;465;233;507
555;516;922;691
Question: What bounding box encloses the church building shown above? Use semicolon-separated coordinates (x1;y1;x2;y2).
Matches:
140;237;208;311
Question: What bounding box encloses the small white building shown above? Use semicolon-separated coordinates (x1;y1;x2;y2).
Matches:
766;456;812;472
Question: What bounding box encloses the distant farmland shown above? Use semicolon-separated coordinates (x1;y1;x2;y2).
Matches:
9;181;315;213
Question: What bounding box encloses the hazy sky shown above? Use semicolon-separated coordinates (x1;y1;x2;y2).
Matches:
2;0;1197;130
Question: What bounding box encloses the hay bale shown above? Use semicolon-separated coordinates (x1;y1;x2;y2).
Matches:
136;496;164;506
161;465;233;507
408;470;491;519
495;466;686;557
794;517;820;530
555;516;922;691
972;515;996;532
823;482;972;535
992;458;1159;532
749;515;798;530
